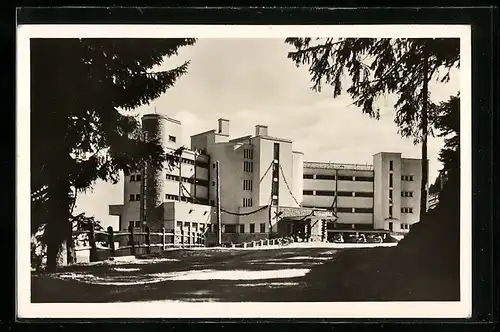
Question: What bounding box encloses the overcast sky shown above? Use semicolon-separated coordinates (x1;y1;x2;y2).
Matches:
74;38;460;228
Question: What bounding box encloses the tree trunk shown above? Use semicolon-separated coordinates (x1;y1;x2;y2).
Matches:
419;42;429;222
45;181;70;272
45;146;71;272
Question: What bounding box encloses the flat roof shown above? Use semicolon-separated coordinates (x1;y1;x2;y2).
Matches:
304;161;374;171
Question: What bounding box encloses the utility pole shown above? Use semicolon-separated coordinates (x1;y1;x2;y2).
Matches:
178;152;183;202
140;131;147;232
420;40;429;222
216;160;222;246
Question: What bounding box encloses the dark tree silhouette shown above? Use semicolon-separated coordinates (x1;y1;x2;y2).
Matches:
31;38;196;272
285;37;459;222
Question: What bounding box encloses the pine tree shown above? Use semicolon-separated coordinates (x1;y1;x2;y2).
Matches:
31;38;196;272
285;37;459;222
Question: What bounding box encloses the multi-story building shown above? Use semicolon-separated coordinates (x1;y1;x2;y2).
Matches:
109;113;426;245
109;114;213;244
303;152;427;235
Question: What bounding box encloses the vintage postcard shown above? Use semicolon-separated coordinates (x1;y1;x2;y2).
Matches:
17;24;471;319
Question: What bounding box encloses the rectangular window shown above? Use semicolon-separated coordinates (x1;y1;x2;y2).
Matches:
316;174;335;180
243;180;253;191
135;194;141;201
129;194;136;201
389;160;394;171
273;143;280;160
135;174;141;182
130;175;136;182
135;221;141;228
260;223;266;233
239;224;245;233
303;190;314;195
389;174;393;187
337;191;352;197
169;135;176;143
354;176;374;182
128;221;134;228
389;190;393;199
356;191;374;197
244;161;254;173
224;225;237;233
249;223;255;233
337;175;352;181
303;174;314;179
316;190;335;196
243;198;253;207
355;208;373;213
410;176;414;181
337;207;352;213
244;148;253;160
389;205;393;218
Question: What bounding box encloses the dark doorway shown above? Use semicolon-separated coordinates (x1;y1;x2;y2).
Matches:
389;222;393;232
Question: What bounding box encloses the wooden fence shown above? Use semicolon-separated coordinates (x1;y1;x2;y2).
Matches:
230;237;294;248
73;225;204;262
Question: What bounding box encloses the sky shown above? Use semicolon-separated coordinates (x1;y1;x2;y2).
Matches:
73;38;460;229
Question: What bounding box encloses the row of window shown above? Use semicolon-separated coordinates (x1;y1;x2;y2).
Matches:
165;174;209;187
303;174;374;182
401;207;414;213
244;148;254;160
243;197;253;207
401;175;414;181
130;174;142;182
207;223;266;234
401;191;414;197
401;223;411;230
128;221;142;228
175;221;205;231
165;194;209;205
244;161;254;173
243;179;253;191
129;194;141;201
303;190;374;197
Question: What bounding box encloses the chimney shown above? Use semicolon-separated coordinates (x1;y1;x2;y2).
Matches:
255;125;268;137
218;118;229;136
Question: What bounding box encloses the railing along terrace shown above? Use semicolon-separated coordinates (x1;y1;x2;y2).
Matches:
72;225;205;262
304;161;374;171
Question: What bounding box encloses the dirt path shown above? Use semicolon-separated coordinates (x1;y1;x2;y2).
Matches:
31;245;459;303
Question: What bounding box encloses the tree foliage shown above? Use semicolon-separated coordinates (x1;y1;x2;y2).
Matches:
286;37;460;223
285;37;459;142
30;38;196;271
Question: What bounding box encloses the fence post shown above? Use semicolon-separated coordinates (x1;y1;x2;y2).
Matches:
107;226;116;257
162;227;166;251
146;226;151;254
243;242;247;248
89;222;97;262
128;226;136;256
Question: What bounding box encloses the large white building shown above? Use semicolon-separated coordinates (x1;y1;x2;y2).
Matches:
109;114;427;245
303;152;426;235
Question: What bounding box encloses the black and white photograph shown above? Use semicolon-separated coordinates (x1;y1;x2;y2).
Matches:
17;24;471;318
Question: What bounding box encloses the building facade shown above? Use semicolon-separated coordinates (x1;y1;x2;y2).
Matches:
303;152;427;234
109;113;426;245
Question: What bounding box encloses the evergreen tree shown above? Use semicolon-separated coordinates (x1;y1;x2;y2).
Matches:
31;38;196;272
285;37;459;222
